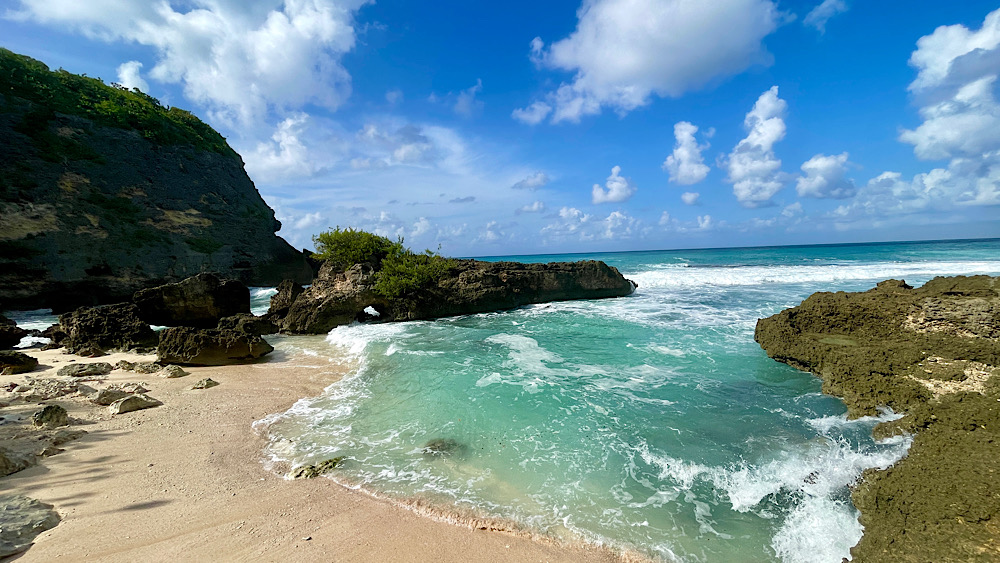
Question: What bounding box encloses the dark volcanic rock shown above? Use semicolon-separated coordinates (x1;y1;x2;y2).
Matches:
278;259;636;334
58;303;157;355
157;327;273;365
0;315;26;349
133;273;249;328
0;351;37;375
755;275;1000;563
216;313;278;336
0;50;312;312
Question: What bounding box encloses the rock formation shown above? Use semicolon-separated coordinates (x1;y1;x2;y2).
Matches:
0;315;27;349
0;351;38;375
755;276;1000;562
0;48;311;311
275;259;636;334
56;362;113;378
0;495;61;557
57;303;157;355
133;273;249;327
157;326;273;365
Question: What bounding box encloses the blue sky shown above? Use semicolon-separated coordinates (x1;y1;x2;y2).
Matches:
2;1;999;256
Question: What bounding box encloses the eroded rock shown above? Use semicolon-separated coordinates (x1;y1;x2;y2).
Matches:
57;303;157;355
159;365;189;378
108;394;162;415
133;273;250;328
91;383;149;406
31;405;68;428
157;327;273;365
216;313;278;336
57;362;113;378
292;456;344;479
0;351;38;375
190;378;219;389
0;495;61;557
0;315;27;350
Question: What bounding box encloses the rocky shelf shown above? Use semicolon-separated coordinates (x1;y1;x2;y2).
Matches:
755;275;1000;562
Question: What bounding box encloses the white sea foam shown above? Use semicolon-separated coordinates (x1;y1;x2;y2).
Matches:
251;287;278;299
629;260;1000;290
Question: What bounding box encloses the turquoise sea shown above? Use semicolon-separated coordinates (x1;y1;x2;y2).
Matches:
253;238;1000;563
7;238;1000;562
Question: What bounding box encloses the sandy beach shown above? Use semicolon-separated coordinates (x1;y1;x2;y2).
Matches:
1;346;622;563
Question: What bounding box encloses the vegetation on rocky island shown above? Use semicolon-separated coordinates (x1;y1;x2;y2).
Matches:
0;48;235;157
312;227;455;300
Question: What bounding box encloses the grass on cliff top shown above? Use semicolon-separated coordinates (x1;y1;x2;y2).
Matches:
0;48;236;157
312;227;455;300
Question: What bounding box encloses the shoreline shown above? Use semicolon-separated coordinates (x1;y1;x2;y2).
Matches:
1;344;624;563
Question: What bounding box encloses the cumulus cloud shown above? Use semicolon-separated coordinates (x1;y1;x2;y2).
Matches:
782;201;803;217
722;86;788;207
12;0;367;125
516;201;545;214
356;123;439;166
796;152;857;199
663;121;710;185
512;101;553;125
697;215;713;230
246;113;316;182
591;165;636;204
511;172;550;190
681;192;700;205
830;7;1000;228
803;0;847;34
411;216;432;237
541;207;639;240
116;60;149;92
454;79;484;117
518;0;783;123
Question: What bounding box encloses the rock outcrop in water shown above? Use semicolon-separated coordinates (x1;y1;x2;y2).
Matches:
0;48;311;311
272;259;636;334
755;275;1000;562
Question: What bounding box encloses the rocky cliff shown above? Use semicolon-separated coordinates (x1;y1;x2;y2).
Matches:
273;259;636;334
755;276;1000;562
0;48;312;311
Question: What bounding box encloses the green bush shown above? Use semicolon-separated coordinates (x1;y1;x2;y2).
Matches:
312;227;401;270
311;227;455;300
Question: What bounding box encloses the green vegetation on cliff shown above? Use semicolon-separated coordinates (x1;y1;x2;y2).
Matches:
312;227;455;299
0;48;235;157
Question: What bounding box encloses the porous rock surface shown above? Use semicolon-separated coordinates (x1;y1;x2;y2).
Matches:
0;495;60;557
157;326;273;366
216;313;278;336
57;303;157;355
0;350;38;375
755;275;1000;562
133;273;249;328
56;362;113;378
276;259;636;334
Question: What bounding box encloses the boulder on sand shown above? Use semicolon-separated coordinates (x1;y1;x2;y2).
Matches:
31;405;68;428
133;273;249;328
216;313;278;336
0;494;61;557
56;362;113;378
0;351;38;375
0;315;27;349
57;303;157;355
157;327;273;366
108;394;162;415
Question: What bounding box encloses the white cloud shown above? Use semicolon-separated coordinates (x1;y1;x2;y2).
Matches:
245;113;316;182
663;121;710;185
697;215;713;230
900;75;1000;161
796;152;857;199
591;165;636;204
386;89;403;105
411;216;432;237
523;0;783;122
722;86;788;207
511;172;550;190
602;210;639;239
516;201;545;214
116;60;149;92
541;207;639;241
512;101;553;125
658;211;672;226
13;0;367;125
454;79;483;117
681;192;700;205
294;211;324;230
782;202;803;217
803;0;847;34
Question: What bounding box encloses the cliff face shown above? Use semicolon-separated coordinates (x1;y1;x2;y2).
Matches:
274;259;636;334
755;276;1000;562
0;49;311;311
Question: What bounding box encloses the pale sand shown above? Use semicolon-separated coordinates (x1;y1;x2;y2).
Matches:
2;346;623;563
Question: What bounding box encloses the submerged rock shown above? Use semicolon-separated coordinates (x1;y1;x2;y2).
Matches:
31;405;68;428
56;362;113;378
108;394;162;415
133;273;250;328
292;457;344;479
0;351;38;375
0;495;61;557
755;275;1000;562
277;259;637;334
157;327;273;366
422;438;466;457
58;303;157;355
